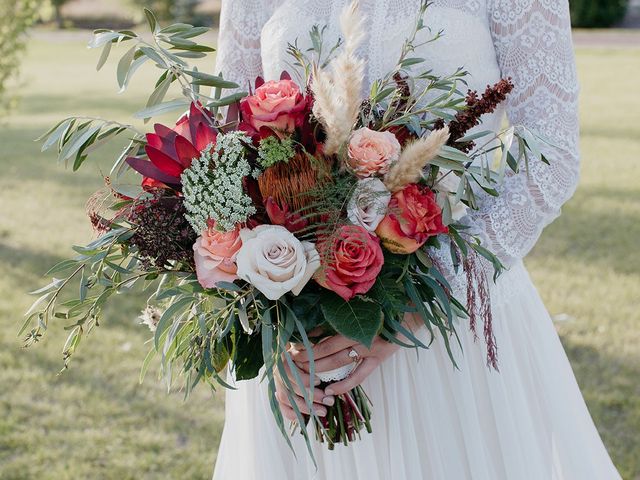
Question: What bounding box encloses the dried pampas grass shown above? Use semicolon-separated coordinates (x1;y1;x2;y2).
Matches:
384;126;450;192
311;1;366;157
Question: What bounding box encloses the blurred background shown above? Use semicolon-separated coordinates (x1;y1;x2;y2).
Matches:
0;0;638;479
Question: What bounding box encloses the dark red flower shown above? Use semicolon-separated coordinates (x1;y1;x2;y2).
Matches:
265;197;308;233
126;102;217;189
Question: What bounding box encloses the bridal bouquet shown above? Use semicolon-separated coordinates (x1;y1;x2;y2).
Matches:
24;2;546;456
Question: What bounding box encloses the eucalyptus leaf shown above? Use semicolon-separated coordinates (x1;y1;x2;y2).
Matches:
96;41;112;71
143;8;158;33
133;99;190;120
116;45;137;89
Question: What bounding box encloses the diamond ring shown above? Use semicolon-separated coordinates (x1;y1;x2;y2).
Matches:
348;348;360;362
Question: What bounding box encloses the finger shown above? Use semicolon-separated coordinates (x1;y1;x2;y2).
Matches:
282;359;316;387
313;348;359;373
324;358;378;396
277;367;332;407
286;382;330;405
291;335;359;363
280;404;297;422
275;381;328;416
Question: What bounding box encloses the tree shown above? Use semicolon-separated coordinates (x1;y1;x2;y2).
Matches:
0;0;42;112
130;0;201;23
570;0;629;27
50;0;71;29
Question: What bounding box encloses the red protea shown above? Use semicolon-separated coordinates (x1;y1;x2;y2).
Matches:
127;102;217;190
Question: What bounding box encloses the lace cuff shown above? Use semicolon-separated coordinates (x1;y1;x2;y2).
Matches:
464;0;580;267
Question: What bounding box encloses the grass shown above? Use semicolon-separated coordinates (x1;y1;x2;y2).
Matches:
0;34;638;479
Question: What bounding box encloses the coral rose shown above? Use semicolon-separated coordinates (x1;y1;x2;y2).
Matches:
315;225;384;301
347;127;401;178
376;184;448;254
240;77;307;137
193;223;242;288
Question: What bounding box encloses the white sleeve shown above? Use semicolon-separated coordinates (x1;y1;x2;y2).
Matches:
215;0;282;89
465;0;580;267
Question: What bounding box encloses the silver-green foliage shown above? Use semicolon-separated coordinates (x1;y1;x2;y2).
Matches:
38;9;244;177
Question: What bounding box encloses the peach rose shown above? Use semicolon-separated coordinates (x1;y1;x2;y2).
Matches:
347;127;401;178
315;225;384;301
240;78;307;136
193;224;243;288
376;183;448;254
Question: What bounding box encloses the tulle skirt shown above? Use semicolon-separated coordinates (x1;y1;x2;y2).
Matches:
212;261;621;480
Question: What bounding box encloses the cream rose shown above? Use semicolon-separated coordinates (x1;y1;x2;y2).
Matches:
236;225;320;300
347;127;401;178
435;170;468;222
347;178;391;232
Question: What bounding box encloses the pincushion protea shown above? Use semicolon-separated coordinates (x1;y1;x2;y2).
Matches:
257;151;333;214
126;102;217;189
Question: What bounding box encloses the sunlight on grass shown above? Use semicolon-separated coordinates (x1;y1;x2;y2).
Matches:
526;47;640;479
0;35;638;479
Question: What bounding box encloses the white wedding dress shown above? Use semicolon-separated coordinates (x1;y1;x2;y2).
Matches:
212;1;622;479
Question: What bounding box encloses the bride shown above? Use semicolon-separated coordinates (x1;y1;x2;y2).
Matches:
212;1;621;479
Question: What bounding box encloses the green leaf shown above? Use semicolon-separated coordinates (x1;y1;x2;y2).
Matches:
206;92;248;108
159;23;194;34
400;57;426;67
233;332;263;380
96;40;112;71
154;296;195;349
45;259;78;276
119;56;148;92
320;293;383;348
144;8;158;33
59;124;102;163
457;130;493;143
184;70;238;89
139;347;156;384
39;119;72;151
116;45;137;89
145;74;172;109
133;99;190;120
172;26;210;39
167;38;214;52
88;31;120;49
437;145;471;163
173;51;207;59
139;46;167;68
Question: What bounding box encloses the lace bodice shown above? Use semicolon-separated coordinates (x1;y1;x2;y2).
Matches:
215;0;580;269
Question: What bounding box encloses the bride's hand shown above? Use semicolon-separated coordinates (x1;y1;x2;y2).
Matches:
274;347;334;422
290;313;422;396
290;335;401;397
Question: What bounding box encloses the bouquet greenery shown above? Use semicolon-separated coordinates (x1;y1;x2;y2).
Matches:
24;1;547;457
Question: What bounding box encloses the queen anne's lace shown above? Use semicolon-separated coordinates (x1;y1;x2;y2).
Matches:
182;132;256;233
216;0;579;270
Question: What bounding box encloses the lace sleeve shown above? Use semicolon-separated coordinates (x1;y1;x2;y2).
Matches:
466;0;580;267
215;0;282;89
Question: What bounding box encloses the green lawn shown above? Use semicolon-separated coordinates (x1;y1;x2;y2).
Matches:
0;34;638;479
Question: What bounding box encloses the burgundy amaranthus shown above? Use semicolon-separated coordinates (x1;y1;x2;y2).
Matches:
436;78;514;153
129;193;197;271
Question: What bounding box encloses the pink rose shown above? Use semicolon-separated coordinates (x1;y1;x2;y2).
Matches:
315;225;384;301
193;224;243;288
240;76;307;136
376;184;448;254
347;127;401;178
